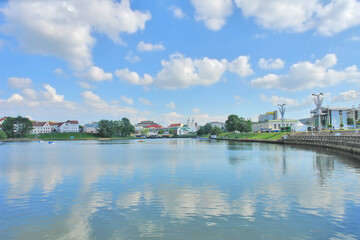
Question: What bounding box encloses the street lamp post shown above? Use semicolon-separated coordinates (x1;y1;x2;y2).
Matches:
278;104;286;128
312;93;324;131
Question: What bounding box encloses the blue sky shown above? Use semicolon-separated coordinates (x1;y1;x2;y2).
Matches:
1;0;360;126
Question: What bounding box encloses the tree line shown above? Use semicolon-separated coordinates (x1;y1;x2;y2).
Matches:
97;118;135;137
1;116;33;138
0;116;136;139
197;114;252;135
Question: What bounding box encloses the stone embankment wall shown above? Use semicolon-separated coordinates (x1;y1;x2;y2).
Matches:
217;131;360;155
282;133;360;155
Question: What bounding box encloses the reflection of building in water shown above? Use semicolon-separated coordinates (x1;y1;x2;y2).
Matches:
313;155;334;185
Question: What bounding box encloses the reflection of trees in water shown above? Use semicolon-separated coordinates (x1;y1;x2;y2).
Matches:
226;141;253;151
256;143;283;152
228;156;251;165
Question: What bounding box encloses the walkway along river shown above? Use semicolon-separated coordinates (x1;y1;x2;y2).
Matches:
216;132;360;156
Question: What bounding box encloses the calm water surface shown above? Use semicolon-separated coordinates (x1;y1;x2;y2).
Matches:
0;139;360;239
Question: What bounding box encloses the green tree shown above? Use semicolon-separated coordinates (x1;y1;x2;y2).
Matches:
141;128;149;135
114;120;124;135
210;126;222;135
240;119;252;133
158;129;165;134
225;114;240;132
97;120;115;137
79;125;84;132
196;126;205;135
204;123;212;134
120;117;135;136
2;116;33;138
169;129;176;135
0;129;7;140
347;117;354;125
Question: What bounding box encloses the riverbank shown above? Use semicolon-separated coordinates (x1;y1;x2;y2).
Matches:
0;132;137;142
216;132;360;156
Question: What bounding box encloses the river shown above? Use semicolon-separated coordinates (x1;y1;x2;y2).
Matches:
0;139;359;239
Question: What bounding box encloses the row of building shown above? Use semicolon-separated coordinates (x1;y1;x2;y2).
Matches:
0;117;80;134
253;105;360;132
31;120;80;134
135;119;200;136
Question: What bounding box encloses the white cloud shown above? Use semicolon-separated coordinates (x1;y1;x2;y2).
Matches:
193;113;227;125
166;102;176;109
42;84;65;102
234;95;244;105
139;98;152;106
115;68;153;86
162;112;184;125
125;51;141;63
260;94;299;106
121;96;134;105
192;108;200;113
169;6;185;18
1;0;151;70
251;54;360;91
81;91;138;117
251;74;280;89
78;66;113;82
234;0;360;36
77;81;95;89
137;41;165;52
0;84;76;111
8;93;24;102
190;0;233;31
54;68;64;75
227;56;254;77
235;0;318;33
348;36;360;41
118;53;253;90
316;0;360;36
156;53;228;89
259;58;285;70
7;77;32;88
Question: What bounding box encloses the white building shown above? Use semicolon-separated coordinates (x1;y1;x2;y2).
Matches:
208;121;225;129
252;119;301;132
310;106;355;130
31;122;51;134
58;120;80;133
83;123;98;133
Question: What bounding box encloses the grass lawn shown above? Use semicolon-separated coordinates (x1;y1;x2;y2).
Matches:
219;132;285;140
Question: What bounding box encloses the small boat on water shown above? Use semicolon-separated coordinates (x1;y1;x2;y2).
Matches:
138;140;145;143
48;141;54;144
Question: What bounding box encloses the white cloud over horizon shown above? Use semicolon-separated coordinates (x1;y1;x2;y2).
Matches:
139;98;153;106
169;5;185;18
0;0;151;70
137;41;165;52
77;66;113;82
190;0;233;31
260;94;299;106
115;68;154;86
121;96;134;105
166;102;176;109
259;58;285;70
7;77;32;89
189;0;360;35
251;54;360;91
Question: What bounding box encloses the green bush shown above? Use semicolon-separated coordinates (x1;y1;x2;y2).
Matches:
0;130;7;140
